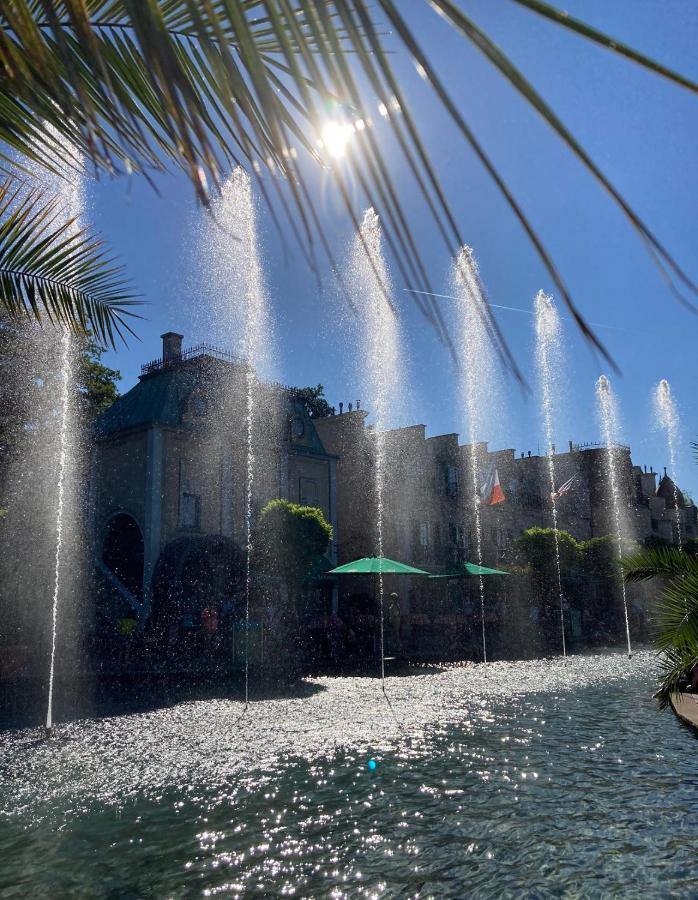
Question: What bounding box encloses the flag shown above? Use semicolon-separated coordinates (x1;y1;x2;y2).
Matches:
551;475;577;503
480;463;505;505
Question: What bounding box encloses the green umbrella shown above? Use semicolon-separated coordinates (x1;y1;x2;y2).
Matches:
428;562;508;578
328;556;430;575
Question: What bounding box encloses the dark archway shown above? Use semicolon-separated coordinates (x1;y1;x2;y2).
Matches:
150;535;244;632
102;513;144;599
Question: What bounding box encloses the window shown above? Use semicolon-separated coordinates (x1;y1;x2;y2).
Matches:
419;522;430;548
299;477;319;507
181;492;201;530
449;523;465;547
445;465;459;498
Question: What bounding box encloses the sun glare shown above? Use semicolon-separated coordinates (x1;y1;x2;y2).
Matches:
320;121;354;159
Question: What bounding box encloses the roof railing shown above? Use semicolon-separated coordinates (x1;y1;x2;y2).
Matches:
140;343;244;375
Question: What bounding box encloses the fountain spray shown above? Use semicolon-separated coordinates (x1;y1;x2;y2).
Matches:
596;376;632;657
206;169;271;705
37;131;83;737
349;209;404;690
452;248;502;663
654;380;682;548
534;292;567;658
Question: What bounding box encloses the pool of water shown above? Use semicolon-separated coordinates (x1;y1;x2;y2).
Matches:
1;650;696;897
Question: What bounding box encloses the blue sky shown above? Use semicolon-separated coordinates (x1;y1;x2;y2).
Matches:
90;0;697;494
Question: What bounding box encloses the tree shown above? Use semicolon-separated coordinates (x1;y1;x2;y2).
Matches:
257;499;332;590
76;336;122;419
623;546;698;707
579;535;638;578
1;3;696;363
289;384;333;419
514;527;580;578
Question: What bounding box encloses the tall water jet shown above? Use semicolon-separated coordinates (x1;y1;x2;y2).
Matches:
452;247;503;663
596;375;632;657
654;379;682;548
534;291;567;658
349;209;405;687
204;168;273;701
16;129;86;733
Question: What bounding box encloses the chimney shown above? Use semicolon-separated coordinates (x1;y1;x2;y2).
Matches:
551;443;556;455
568;440;573;453
357;400;361;410
339;402;344;414
527;450;531;458
161;332;183;364
348;402;353;412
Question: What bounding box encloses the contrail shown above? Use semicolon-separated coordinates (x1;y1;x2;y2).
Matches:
403;288;625;332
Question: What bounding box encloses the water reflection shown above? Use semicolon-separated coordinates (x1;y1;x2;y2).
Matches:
2;651;696;897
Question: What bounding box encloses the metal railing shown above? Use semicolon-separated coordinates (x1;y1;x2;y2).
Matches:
141;343;243;375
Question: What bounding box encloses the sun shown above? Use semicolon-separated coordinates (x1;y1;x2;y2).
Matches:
320;120;355;159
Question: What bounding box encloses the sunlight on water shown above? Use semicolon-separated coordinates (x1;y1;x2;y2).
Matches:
596;376;632;656
2;652;696;897
534;291;567;657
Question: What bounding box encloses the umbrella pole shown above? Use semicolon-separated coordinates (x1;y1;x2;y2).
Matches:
479;575;487;663
378;573;386;689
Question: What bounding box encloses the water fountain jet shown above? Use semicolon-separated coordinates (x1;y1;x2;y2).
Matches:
534;291;567;658
595;375;632;657
654;379;682;548
349;209;405;689
452;247;504;663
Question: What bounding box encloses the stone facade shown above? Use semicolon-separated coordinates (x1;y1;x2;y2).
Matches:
94;333;337;625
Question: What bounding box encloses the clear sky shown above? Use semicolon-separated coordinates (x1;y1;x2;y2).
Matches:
89;0;697;495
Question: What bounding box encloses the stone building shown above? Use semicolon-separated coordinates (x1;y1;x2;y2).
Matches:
93;333;695;645
94;333;337;631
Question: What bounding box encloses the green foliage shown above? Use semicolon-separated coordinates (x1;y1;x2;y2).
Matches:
579;534;637;578
622;546;698;707
0;180;139;346
257;499;332;589
290;384;332;419
1;2;696;365
513;527;580;577
643;534;672;551
76;335;121;418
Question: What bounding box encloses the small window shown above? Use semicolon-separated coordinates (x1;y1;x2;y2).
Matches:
445;465;459;498
419;522;430;548
181;492;201;530
299;477;319;507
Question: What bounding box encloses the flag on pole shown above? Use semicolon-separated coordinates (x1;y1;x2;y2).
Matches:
551;475;577;503
480;463;505;505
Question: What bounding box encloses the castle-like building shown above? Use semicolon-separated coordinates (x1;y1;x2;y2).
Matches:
94;334;696;634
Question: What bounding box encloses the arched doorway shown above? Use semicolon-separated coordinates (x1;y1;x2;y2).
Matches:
102;513;144;599
150;535;244;635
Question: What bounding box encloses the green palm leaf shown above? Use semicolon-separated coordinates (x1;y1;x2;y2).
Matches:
1;1;695;362
0;178;140;346
623;546;698;708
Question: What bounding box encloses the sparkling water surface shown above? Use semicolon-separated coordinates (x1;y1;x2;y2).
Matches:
1;651;696;897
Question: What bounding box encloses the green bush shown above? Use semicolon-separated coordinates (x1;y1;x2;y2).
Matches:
257;499;332;589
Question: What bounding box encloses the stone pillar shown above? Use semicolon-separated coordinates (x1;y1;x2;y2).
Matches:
142;425;164;620
221;446;233;537
279;448;290;500
329;458;338;563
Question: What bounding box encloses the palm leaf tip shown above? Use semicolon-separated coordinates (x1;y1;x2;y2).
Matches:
0;178;141;347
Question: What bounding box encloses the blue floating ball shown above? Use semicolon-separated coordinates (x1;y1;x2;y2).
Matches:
367;758;377;771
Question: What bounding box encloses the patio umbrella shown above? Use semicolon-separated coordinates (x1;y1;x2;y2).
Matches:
327;556;430;683
328;556;430;575
428;562;508;663
428;562;508;578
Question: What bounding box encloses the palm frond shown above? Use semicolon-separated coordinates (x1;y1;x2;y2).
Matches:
510;0;698;94
1;1;696;363
623;545;698;708
622;546;698;583
0;178;140;346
